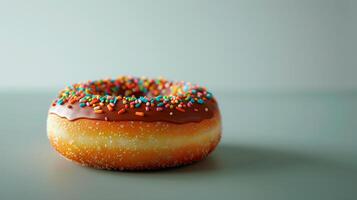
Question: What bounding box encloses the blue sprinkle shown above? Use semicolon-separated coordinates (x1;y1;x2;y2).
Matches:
135;103;141;108
79;103;86;107
157;102;164;107
190;99;195;103
140;96;148;103
191;89;197;94
156;95;163;101
197;99;204;104
57;99;64;105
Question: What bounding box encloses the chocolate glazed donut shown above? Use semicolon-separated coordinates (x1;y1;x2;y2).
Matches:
47;76;222;170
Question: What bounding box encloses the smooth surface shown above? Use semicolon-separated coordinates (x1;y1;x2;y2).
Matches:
1;0;356;90
0;90;357;200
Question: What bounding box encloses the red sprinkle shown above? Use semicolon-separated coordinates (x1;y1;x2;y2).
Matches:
118;108;126;115
176;107;186;112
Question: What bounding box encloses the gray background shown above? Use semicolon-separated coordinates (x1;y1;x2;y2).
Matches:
0;1;356;200
0;0;356;91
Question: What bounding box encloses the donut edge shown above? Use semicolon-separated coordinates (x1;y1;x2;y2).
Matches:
47;113;222;171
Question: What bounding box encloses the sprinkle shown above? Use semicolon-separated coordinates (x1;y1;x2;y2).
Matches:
156;95;163;101
93;106;101;110
57;99;64;105
107;105;114;111
176;107;185;112
51;76;214;116
94;110;104;114
118;108;126;115
169;112;173;115
140;97;148;103
135;111;145;116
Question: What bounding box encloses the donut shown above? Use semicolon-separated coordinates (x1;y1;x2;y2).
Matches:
47;76;221;170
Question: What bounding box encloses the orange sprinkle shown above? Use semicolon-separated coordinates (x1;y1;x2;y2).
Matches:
135;111;145;116
107;105;114;111
94;110;104;114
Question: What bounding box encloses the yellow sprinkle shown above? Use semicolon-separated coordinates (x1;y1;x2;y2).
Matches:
94;110;104;114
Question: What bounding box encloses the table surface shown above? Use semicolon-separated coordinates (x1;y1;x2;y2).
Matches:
1;90;356;200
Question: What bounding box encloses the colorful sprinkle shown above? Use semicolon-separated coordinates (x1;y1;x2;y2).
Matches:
176;107;185;112
118;108;126;115
52;76;214;117
107;105;114;111
135;111;145;116
94;110;104;114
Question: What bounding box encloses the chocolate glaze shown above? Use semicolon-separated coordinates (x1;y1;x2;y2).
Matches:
49;98;218;124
